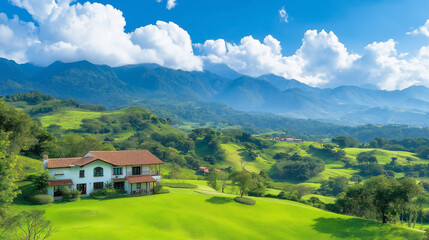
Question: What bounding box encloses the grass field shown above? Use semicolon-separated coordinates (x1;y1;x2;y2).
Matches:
219;144;272;172
39;109;103;129
11;181;423;240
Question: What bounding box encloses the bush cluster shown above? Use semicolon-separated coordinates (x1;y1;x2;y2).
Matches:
30;194;54;205
234;197;256;205
62;189;81;202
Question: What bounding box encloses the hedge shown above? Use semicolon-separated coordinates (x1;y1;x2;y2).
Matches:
31;194;54;205
234;197;256;205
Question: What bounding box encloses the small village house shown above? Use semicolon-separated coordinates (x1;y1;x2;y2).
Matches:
43;150;164;198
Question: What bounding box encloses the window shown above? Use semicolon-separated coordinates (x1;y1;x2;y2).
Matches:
136;183;141;190
94;182;104;190
94;167;103;177
54;171;64;176
54;186;63;197
79;170;85;178
113;167;123;175
114;182;125;190
132;167;141;175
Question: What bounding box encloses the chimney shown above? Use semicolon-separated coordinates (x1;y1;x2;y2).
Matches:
43;155;48;170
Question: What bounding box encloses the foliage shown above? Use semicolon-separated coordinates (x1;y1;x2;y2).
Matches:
279;184;313;201
0;132;19;210
30;194;54;205
234;197;256;205
2;210;54;240
230;171;256;197
47;133;114;158
270;153;325;180
331;136;359;148
153;183;163;194
336;176;422;224
32;171;50;193
318;176;349;196
62;189;81;202
207;168;219;191
218;171;229;193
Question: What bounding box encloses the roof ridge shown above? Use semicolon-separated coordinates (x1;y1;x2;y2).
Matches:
90;150;148;152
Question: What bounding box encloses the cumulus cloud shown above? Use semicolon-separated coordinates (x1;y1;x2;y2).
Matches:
3;1;429;90
279;6;288;23
0;0;201;70
197;30;359;86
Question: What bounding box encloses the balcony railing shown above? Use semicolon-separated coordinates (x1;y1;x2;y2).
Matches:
126;171;160;176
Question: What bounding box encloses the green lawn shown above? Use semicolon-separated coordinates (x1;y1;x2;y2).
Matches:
39;110;102;129
219;144;272;172
344;148;426;165
11;182;422;240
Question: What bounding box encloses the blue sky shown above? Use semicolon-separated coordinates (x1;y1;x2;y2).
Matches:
1;0;429;89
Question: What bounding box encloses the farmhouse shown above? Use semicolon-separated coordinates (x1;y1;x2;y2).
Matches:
43;150;164;198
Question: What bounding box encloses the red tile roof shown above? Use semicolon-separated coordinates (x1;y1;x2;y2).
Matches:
48;179;74;187
46;158;81;169
126;175;157;184
46;150;164;169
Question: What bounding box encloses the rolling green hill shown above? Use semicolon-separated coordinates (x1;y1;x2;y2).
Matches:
11;181;423;240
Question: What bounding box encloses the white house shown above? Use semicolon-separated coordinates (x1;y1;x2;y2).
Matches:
43;150;164;198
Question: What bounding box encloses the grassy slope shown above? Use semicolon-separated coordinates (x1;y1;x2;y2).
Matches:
12;181;422;240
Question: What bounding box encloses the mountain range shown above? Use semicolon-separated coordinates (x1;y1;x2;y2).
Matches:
1;57;429;127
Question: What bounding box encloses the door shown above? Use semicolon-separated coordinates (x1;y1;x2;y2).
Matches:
76;183;87;195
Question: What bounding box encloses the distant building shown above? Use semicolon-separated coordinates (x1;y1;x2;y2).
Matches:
197;166;222;174
275;137;304;143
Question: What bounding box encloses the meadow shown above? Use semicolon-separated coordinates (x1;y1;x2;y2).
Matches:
11;181;423;240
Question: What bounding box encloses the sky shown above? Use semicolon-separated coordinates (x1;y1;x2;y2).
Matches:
1;0;429;90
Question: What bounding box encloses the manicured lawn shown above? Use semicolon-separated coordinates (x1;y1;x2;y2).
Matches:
11;183;423;240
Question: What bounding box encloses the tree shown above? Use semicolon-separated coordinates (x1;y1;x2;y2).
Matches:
207;168;219;191
230;171;255;197
218;171;229;193
0;132;18;211
7;210;54;240
318;176;349;196
415;196;427;230
331;136;359;148
32;172;50;193
338;176;422;224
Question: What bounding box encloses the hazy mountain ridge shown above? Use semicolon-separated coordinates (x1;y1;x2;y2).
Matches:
0;58;429;126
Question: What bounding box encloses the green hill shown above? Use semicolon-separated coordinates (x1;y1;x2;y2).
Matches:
11;181;422;240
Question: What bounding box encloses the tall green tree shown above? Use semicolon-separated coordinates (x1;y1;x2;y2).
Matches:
230;171;255;197
207;168;219;191
0;132;18;212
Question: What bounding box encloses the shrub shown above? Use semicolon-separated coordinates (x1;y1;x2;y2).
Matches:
159;189;170;194
30;194;54;205
62;189;81;202
164;183;198;189
234;197;256;205
153;183;163;194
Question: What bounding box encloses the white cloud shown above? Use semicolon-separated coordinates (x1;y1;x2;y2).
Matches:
166;0;177;10
155;0;177;10
407;20;429;37
0;1;201;71
279;6;288;23
197;30;359;86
